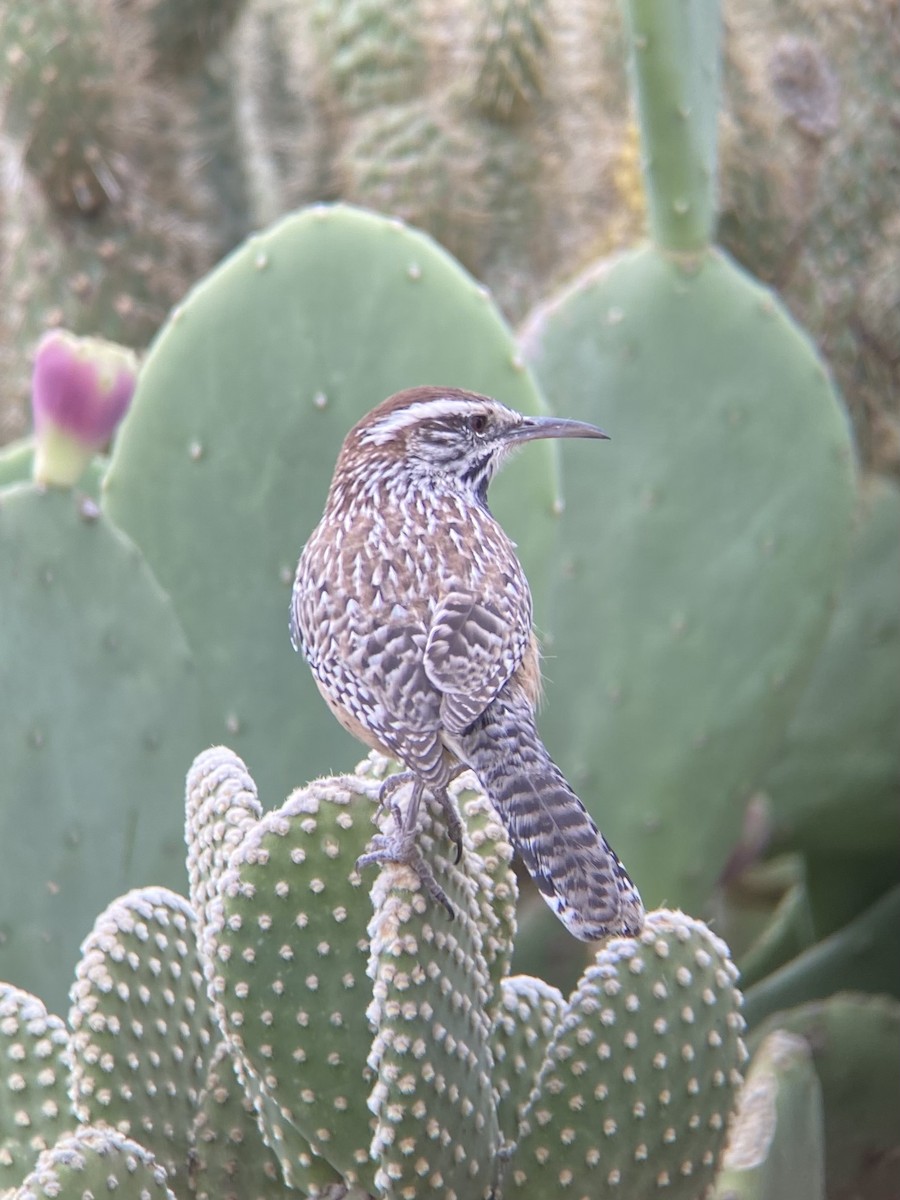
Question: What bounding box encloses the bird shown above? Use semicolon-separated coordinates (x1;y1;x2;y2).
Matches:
291;386;644;941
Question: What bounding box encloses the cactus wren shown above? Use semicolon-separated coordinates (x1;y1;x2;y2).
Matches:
291;386;644;940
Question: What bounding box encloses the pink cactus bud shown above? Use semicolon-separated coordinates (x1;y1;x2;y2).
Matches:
31;330;138;487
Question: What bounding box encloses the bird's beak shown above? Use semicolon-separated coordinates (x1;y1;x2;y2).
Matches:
506;414;610;443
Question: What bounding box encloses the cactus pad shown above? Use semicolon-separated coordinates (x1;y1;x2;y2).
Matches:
10;1126;175;1200
713;1030;825;1200
1;2;122;214
184;750;749;1199
365;791;503;1198
522;247;855;915
0;483;206;1013
502;909;746;1199
491;975;565;1150
185;745;265;931
67;887;214;1193
197;753;381;1189
457;787;519;1015
190;1040;297;1200
762;475;900;854
751;993;900;1200
0;986;72;1191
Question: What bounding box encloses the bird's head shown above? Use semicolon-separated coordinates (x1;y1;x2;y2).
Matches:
337;386;608;505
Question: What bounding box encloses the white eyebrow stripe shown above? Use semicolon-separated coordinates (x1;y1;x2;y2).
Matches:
360;396;515;445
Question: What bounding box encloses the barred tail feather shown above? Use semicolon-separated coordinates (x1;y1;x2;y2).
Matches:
457;692;644;941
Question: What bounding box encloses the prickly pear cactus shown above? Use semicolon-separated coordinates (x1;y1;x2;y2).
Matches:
67;887;216;1194
0;483;208;1014
750;993;900;1200
0;880;298;1199
185;745;264;930
503;910;746;1199
365;793;506;1199
719;0;900;476
491;975;565;1150
457;791;519;1007
186;747;747;1198
188;747;375;1193
10;1126;176;1200
761;476;900;855
0;985;72;1191
0;748;747;1198
712;1030;825;1200
520;0;856;915
190;1041;293;1200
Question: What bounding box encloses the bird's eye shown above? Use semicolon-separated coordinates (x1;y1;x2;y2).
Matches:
469;413;489;435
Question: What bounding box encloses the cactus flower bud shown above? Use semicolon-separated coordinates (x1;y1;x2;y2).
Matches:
31;330;138;487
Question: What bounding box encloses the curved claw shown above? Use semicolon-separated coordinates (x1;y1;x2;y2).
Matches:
377;770;415;811
356;831;456;921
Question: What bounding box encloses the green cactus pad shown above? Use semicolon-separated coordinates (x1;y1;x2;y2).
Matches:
365;792;503;1198
751;993;900;1200
521;246;856;915
620;0;721;251
458;787;519;1013
762;475;900;854
713;1030;825;1200
10;1127;175;1200
0;483;207;1014
185;745;265;931
103;204;554;812
190;1040;297;1200
0;986;72;1191
502;909;746;1199
198;755;383;1190
67;887;215;1194
186;746;353;1194
186;747;345;1191
0;439;35;490
491;975;565;1150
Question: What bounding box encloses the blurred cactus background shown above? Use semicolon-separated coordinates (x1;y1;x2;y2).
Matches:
1;0;898;468
1;0;898;1197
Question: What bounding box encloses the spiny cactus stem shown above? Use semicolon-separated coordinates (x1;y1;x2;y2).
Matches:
620;0;721;254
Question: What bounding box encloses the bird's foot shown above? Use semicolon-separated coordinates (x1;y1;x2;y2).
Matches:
356;827;455;920
376;770;464;864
